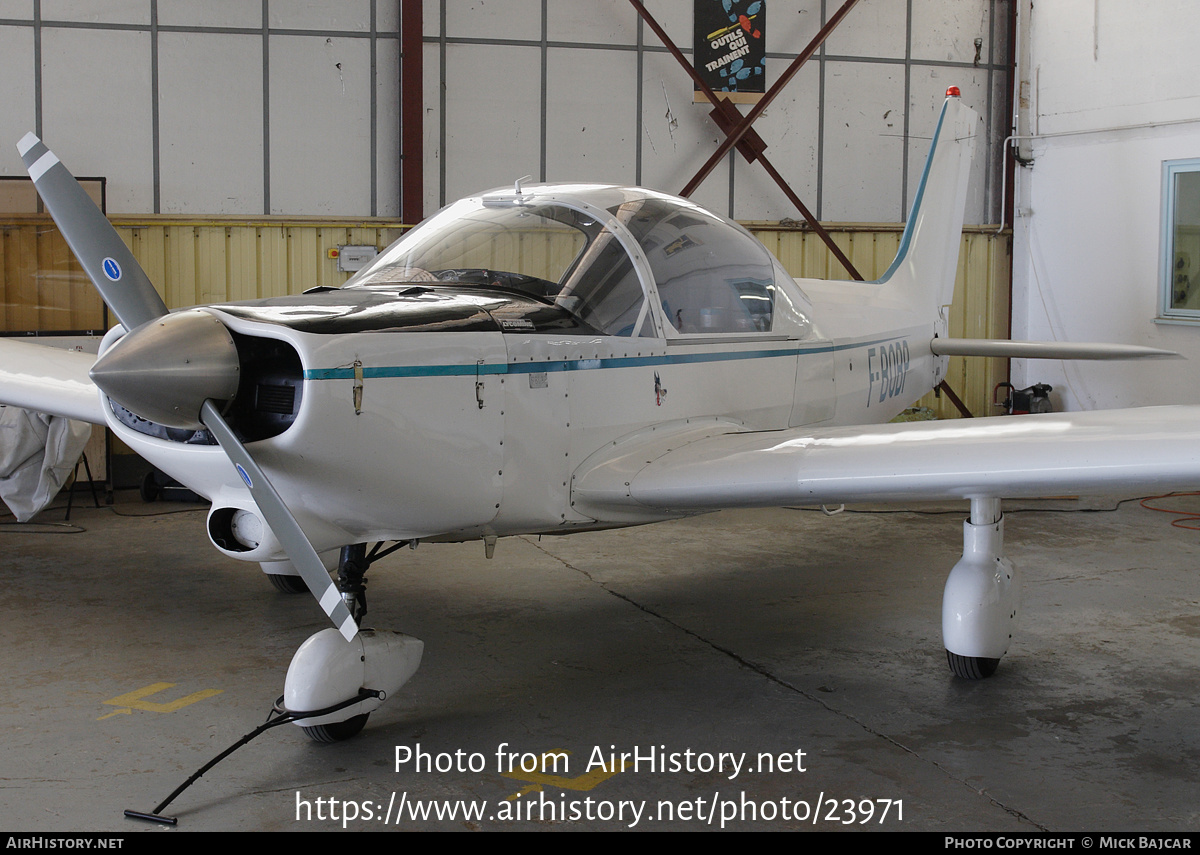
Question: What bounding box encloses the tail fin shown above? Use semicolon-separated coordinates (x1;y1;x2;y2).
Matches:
878;91;978;315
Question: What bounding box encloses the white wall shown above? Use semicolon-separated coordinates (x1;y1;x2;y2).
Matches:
425;0;1009;225
0;0;1007;225
1011;0;1200;409
0;0;401;216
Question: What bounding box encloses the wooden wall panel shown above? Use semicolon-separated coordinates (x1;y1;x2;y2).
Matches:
3;224;42;331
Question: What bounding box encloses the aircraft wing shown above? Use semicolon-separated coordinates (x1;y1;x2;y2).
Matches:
0;338;105;424
571;407;1200;518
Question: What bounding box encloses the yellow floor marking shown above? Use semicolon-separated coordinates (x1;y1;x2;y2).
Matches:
501;752;628;793
505;784;542;801
96;708;132;720
100;682;223;715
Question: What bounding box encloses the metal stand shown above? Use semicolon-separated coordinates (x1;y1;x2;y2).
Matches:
64;452;101;521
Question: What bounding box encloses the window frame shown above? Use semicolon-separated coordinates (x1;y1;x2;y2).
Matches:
1158;157;1200;323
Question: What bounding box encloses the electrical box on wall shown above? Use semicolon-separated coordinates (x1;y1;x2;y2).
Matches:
335;245;379;273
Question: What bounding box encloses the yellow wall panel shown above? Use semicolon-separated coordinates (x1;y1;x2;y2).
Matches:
226;227;258;303
129;226;167;313
286;228;316;293
2;215;1011;418
258;226;290;299
318;229;347;289
194;226;227;305
164;225;197;309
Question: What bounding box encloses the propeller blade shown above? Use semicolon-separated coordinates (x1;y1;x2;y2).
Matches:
16;133;168;331
199;400;358;642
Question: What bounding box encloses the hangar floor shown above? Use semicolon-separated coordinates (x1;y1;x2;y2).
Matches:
2;490;1198;832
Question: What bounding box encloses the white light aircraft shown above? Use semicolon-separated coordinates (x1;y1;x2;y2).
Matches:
4;90;1198;741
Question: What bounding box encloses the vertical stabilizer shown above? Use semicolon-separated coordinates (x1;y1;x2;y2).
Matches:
878;92;978;316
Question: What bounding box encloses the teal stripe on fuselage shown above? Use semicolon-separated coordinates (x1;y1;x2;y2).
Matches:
306;348;800;380
303;334;913;381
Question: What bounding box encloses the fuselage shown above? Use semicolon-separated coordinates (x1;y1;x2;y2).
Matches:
101;184;946;562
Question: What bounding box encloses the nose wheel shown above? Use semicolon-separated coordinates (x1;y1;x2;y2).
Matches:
302;713;371;743
282;540;419;742
284;628;424;742
945;651;1000;680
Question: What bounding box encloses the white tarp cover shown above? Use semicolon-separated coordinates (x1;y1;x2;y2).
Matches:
0;406;92;522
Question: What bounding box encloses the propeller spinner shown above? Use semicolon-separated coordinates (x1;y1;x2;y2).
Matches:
88;309;240;430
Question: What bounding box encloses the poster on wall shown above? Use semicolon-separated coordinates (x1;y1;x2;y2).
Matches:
693;0;766;103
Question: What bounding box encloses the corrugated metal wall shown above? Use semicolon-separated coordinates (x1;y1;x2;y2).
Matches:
113;219;409;307
0;217;1009;418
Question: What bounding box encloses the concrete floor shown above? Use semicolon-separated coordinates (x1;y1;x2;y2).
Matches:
1;490;1198;832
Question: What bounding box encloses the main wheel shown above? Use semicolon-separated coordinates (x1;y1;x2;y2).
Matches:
946;650;1000;679
302;713;370;743
267;573;308;594
140;472;160;502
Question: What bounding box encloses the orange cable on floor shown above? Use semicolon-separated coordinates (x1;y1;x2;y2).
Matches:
1140;492;1200;531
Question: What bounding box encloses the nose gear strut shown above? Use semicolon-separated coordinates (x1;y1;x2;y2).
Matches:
336;540;414;626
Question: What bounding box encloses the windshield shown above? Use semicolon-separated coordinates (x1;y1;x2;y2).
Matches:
345;186;778;338
346;198;652;336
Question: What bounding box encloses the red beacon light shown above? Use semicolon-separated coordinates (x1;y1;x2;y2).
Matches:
946;86;961;98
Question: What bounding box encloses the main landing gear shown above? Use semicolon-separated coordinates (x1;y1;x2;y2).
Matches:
942;497;1020;679
280;541;424;741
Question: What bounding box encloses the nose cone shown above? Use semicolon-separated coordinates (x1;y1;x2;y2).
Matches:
90;309;240;429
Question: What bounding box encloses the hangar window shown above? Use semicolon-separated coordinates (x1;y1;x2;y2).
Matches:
1160;159;1200;322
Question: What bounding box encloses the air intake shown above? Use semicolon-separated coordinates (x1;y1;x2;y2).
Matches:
256;383;296;415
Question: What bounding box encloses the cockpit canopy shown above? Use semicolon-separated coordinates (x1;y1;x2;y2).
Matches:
345;184;779;338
